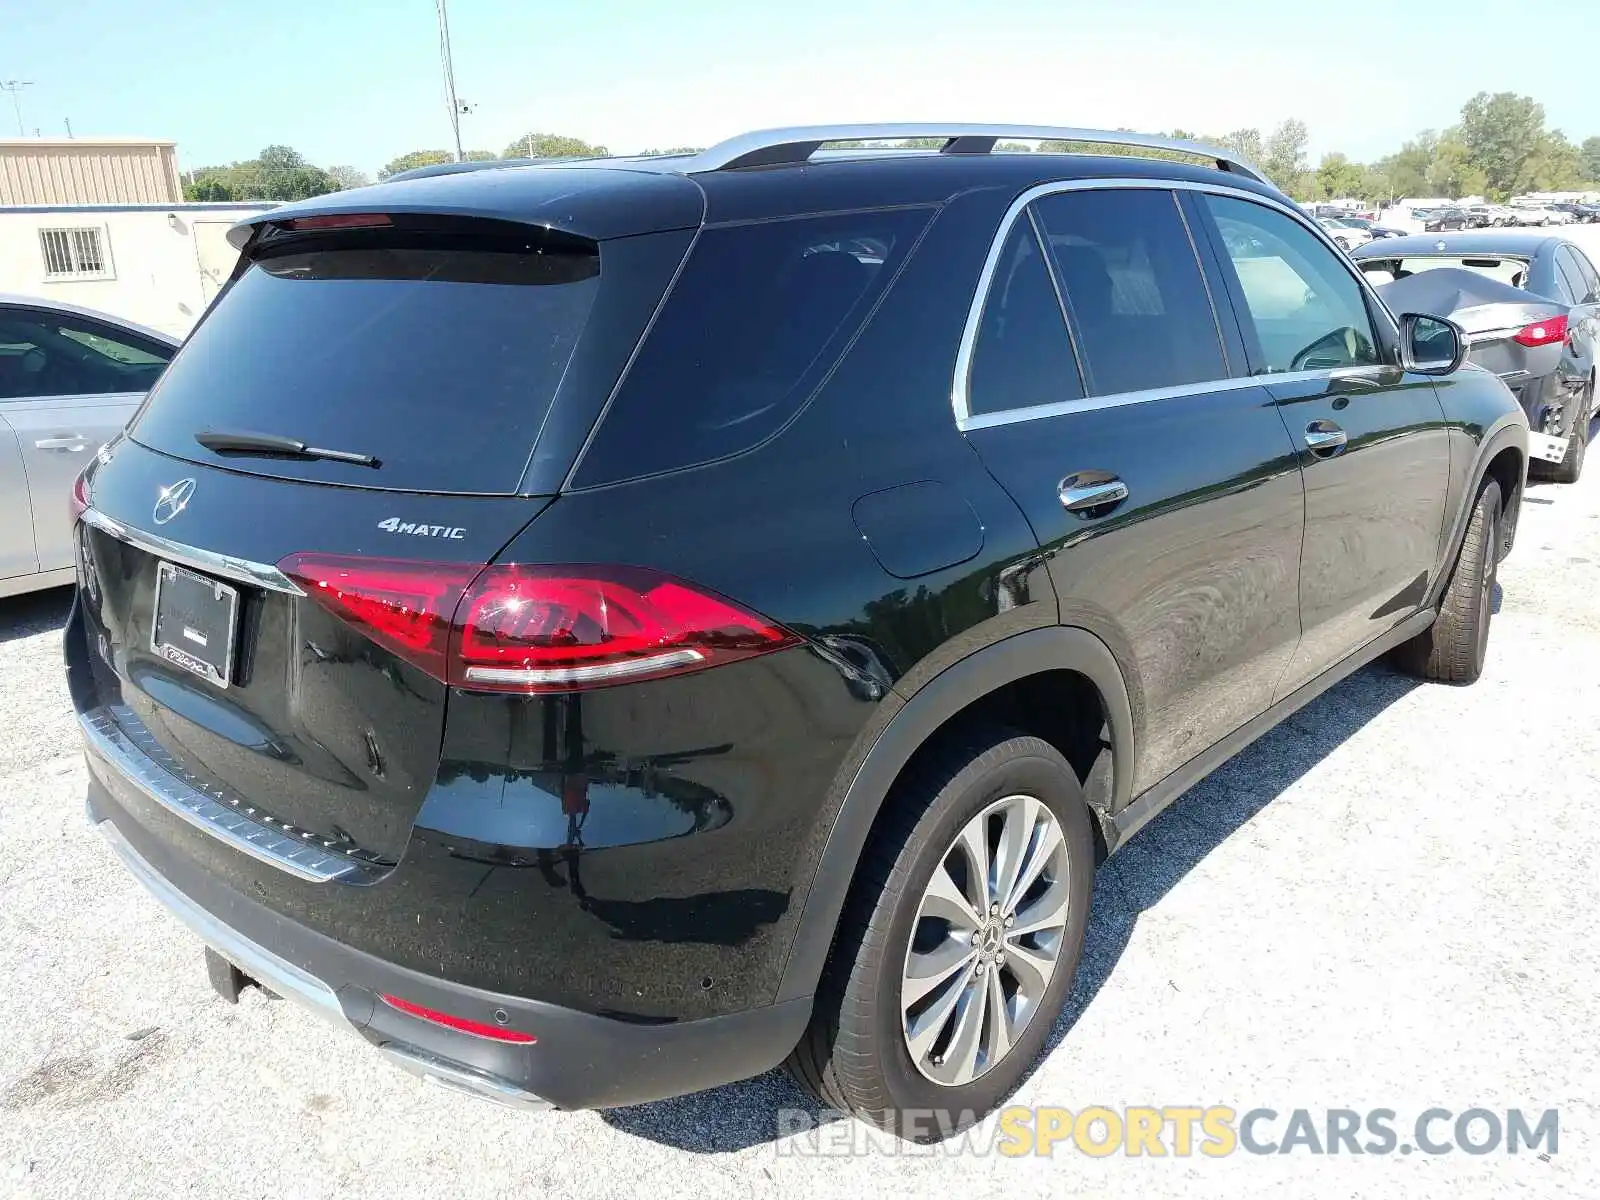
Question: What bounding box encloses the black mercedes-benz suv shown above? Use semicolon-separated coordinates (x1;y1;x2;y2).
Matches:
67;124;1528;1138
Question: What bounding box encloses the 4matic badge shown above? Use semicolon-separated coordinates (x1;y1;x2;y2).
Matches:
377;517;466;539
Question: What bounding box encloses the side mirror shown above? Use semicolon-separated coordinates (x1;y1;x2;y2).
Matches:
1398;312;1467;375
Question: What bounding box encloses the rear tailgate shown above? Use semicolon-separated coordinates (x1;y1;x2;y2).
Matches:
76;439;550;868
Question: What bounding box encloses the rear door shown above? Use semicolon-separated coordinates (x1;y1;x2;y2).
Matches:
0;304;172;572
0;417;37;582
1555;245;1600;375
957;185;1305;795
1191;191;1452;698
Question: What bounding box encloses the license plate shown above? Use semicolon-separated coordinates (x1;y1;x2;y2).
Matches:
151;562;239;689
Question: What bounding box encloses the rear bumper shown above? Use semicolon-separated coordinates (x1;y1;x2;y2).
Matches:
86;772;812;1111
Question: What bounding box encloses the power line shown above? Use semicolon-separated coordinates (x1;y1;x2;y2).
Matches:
1;80;33;137
435;0;464;163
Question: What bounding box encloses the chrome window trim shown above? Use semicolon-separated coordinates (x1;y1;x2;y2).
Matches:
951;177;1404;432
80;506;305;595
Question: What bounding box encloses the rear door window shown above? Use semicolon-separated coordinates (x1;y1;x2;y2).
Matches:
1202;194;1380;373
131;230;601;494
1029;189;1226;395
965;218;1084;417
573;208;930;487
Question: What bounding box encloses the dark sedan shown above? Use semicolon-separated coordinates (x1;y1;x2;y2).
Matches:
1352;232;1599;481
1419;207;1474;232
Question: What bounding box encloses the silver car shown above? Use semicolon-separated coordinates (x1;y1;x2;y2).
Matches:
1;296;177;597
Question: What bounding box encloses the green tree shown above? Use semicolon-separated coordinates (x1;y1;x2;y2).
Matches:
183;171;235;202
180;147;333;201
1374;130;1436;199
1583;136;1600;182
377;149;493;180
1457;91;1545;198
1218;128;1264;168
1261;119;1309;190
1522;131;1586;191
503;133;609;160
327;165;371;190
1314;152;1365;199
636;146;704;156
1427;133;1487;199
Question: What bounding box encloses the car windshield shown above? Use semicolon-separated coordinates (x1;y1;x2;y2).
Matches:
1357;255;1530;288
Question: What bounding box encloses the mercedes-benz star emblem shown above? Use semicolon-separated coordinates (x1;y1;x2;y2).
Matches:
153;478;196;525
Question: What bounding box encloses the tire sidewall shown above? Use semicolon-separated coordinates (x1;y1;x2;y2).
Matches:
863;741;1095;1134
1470;481;1501;674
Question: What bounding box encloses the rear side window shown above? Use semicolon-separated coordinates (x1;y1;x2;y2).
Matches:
132;231;600;494
1030;189;1226;395
573;208;929;487
0;308;171;400
1555;247;1591;304
966;218;1083;416
1571;247;1600;301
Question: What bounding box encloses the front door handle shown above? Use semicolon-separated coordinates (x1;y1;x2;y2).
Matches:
1304;420;1348;455
1058;474;1129;515
34;435;88;451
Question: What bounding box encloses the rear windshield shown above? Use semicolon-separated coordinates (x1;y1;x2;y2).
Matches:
1358;256;1530;288
572;207;930;487
132;233;600;493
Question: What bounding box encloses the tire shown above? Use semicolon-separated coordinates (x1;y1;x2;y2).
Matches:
1395;477;1501;684
787;727;1095;1141
1542;381;1590;485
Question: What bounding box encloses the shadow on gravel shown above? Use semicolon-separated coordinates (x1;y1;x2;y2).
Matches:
600;661;1421;1153
0;585;73;646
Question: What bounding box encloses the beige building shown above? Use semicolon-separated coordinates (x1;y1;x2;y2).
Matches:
0;204;275;336
0;138;184;206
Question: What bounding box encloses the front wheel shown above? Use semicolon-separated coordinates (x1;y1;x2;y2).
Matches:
1395;477;1501;684
787;728;1095;1140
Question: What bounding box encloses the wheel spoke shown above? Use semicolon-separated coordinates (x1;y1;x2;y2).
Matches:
953;818;993;911
982;963;1014;1066
903;935;976;1007
905;958;976;1062
1005;808;1061;914
990;796;1037;917
1002;938;1056;1000
918;863;982;934
942;971;988;1085
1008;875;1071;938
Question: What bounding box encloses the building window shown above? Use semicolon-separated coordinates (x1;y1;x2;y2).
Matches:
39;227;114;280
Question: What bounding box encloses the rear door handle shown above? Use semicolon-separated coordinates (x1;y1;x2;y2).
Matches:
1304;421;1348;455
34;435;88;451
1058;475;1129;515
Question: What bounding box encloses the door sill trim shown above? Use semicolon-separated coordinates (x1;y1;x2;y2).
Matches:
1109;609;1435;851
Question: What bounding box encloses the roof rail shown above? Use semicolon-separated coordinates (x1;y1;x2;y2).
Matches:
689;123;1268;184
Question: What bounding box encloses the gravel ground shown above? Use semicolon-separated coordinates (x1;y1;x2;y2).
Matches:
3;408;1599;1194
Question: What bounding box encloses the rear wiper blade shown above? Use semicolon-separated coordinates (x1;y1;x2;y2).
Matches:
195;429;381;468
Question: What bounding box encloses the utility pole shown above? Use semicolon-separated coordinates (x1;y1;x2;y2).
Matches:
64;116;73;137
1;81;33;136
434;0;464;162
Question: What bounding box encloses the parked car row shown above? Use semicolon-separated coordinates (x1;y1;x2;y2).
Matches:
56;123;1534;1141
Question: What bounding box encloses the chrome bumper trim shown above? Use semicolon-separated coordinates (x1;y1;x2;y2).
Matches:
80;706;367;883
94;814;348;1028
380;1045;553;1111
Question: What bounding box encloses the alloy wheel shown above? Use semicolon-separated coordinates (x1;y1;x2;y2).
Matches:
900;793;1072;1087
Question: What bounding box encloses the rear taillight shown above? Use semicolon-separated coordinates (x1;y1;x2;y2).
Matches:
70;472;89;524
277;555;799;693
281;213;393;231
1513;314;1569;347
379;994;535;1044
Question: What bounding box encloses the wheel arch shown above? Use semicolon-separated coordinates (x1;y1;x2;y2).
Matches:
773;625;1134;1004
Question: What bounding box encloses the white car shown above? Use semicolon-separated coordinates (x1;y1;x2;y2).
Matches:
1316;217;1374;250
1;295;177;598
1511;204;1569;227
